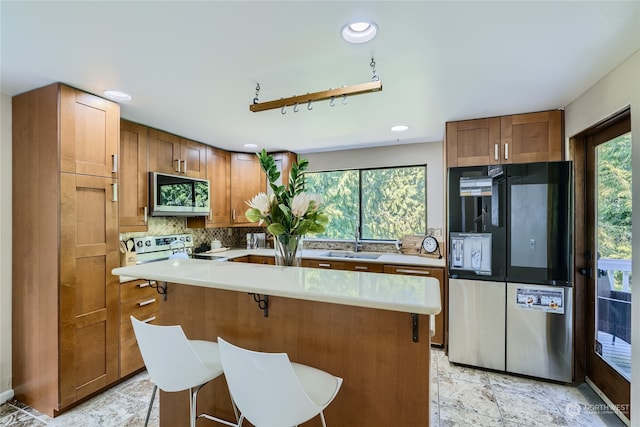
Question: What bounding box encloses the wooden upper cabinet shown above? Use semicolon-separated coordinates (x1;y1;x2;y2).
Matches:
446;117;501;167
148;129;207;179
148;129;180;175
187;146;232;228
230;152;266;224
180;138;207;179
446;110;564;167
60;85;119;177
207;147;231;225
500;110;564;164
271;152;298;188
119;120;149;231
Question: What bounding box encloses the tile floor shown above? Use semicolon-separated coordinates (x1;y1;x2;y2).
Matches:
430;348;627;426
0;348;628;426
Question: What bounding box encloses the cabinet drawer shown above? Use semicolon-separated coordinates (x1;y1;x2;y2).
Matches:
120;279;158;303
343;262;384;273
302;259;345;270
121;302;159;342
120;336;144;377
383;265;436;276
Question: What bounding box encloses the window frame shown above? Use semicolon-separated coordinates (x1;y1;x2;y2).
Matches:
305;164;427;242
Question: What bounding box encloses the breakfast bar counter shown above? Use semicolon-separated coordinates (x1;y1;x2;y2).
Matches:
113;259;441;426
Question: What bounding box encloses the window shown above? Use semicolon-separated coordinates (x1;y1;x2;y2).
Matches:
306;166;426;240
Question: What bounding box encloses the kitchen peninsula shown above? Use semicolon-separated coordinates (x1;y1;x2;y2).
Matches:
113;259;441;426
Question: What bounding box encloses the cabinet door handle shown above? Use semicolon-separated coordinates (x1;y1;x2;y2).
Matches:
504;143;509;160
232;209;236;221
318;263;331;268
182;159;187;173
209;209;213;221
355;266;369;270
139;281;155;288
138;298;157;307
141;316;156;324
175;159;181;173
112;183;118;202
112;154;118;173
143;206;148;222
494;144;499;161
395;268;430;275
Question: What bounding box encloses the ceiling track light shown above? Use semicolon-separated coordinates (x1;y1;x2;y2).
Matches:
250;58;382;114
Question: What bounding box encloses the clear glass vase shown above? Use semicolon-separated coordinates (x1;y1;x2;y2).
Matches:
273;234;303;266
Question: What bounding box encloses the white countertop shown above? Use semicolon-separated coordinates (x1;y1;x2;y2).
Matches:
197;247;447;268
112;258;441;315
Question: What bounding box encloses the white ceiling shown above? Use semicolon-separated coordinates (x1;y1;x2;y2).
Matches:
2;1;639;154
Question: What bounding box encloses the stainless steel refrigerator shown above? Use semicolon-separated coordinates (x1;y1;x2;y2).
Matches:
447;161;573;382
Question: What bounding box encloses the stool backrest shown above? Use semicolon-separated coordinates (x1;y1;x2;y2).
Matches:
131;316;213;392
217;338;321;426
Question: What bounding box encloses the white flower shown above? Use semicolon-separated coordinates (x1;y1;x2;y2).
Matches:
291;193;310;217
247;192;272;215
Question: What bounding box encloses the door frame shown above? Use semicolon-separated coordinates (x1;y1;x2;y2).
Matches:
569;107;631;420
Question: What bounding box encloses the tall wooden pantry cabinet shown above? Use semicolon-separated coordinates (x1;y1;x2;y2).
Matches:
12;83;120;416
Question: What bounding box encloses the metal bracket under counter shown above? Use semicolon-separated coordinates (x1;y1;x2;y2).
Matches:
147;280;168;301
249;293;269;317
412;313;419;342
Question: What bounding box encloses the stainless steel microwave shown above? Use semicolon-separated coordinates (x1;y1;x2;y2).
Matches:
149;172;210;217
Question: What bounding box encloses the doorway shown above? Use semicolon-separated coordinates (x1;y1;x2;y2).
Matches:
575;108;631;422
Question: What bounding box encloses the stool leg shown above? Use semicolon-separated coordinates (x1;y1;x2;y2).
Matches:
320;411;327;427
144;385;158;427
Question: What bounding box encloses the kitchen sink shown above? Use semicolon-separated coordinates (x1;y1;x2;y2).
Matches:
320;251;382;260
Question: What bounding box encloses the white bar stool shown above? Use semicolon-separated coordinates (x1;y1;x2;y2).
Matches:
215;337;343;427
131;316;236;427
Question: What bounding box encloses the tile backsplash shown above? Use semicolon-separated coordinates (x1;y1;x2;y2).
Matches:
120;217;443;254
119;217;265;251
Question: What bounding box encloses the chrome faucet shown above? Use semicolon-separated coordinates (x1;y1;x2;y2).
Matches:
354;223;362;252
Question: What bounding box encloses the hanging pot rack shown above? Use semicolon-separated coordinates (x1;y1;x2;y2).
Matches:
250;57;382;113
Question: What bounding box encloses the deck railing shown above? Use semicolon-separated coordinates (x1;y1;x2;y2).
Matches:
598;258;632;292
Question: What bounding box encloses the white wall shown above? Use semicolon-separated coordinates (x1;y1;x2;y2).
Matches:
0;94;13;402
564;49;639;417
304;142;445;234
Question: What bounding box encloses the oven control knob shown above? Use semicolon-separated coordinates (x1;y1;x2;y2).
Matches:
145;240;151;247
136;241;143;248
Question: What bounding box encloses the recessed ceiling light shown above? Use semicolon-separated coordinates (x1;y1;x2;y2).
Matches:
103;90;132;102
391;125;409;132
244;143;258;149
341;21;378;44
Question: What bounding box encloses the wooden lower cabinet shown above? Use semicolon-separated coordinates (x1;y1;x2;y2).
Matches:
158;284;431;427
383;265;446;346
248;255;275;265
235;256;445;345
120;280;160;377
301;259;345;269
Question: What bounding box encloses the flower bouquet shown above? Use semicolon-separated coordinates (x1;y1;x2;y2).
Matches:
245;149;328;265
